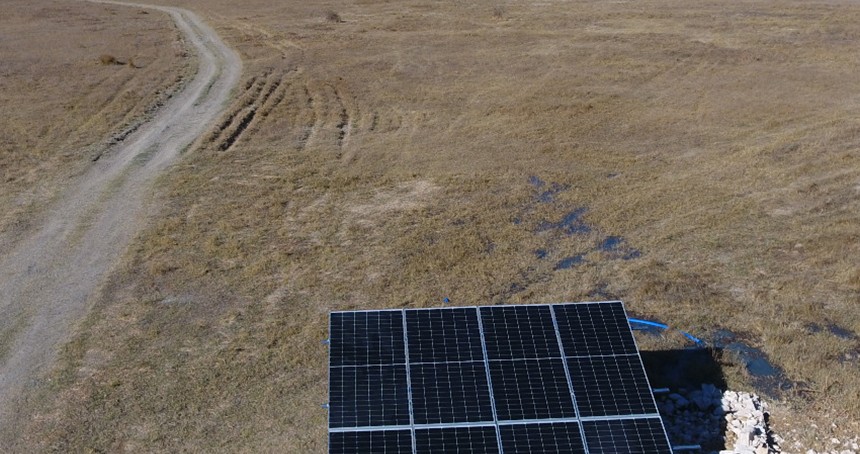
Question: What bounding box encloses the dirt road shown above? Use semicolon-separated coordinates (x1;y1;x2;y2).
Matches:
0;1;241;430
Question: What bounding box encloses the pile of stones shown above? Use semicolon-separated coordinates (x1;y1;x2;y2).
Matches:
656;384;782;453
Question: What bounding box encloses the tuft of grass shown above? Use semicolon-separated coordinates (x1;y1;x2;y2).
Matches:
492;5;506;19
99;54;118;65
325;10;342;23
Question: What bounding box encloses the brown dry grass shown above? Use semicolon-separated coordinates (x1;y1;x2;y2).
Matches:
3;0;860;451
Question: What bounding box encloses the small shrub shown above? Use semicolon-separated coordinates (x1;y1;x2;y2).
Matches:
99;54;118;65
325;11;343;23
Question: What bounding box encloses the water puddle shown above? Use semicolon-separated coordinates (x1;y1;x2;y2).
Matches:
805;322;857;340
529;176;569;203
712;329;793;397
827;324;857;340
554;254;585;270
528;175;545;188
597;235;641;260
520;177;643;279
537;207;591;235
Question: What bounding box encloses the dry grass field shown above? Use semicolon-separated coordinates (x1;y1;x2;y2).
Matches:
2;0;860;451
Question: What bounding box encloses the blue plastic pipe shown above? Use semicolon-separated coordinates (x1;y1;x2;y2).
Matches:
679;330;705;346
627;318;669;330
628;318;705;347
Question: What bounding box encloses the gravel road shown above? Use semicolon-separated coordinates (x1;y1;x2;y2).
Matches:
0;0;241;430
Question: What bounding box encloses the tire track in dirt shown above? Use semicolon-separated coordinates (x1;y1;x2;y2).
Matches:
0;0;241;431
297;83;318;150
206;68;386;160
211;71;289;151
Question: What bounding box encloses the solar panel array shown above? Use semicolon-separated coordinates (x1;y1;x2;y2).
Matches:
328;301;671;453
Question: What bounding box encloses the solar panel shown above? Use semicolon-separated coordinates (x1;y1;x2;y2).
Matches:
329;430;413;454
330;311;405;366
489;358;576;421
406;308;484;363
479;305;561;360
328;302;671;453
554;302;638;356
567;355;658;417
582;417;672;453
329;364;411;428
410;361;494;424
415;426;499;453
500;422;586;454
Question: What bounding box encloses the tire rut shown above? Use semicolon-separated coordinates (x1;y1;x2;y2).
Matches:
214;71;286;151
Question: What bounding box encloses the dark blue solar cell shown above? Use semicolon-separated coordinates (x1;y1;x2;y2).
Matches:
406;308;484;363
553;302;637;356
415;426;499;454
500;422;586;454
329;430;413;454
567;355;658;417
329;365;410;428
582;417;672;454
330;311;405;366
480;305;561;360
411;362;494;424
489;358;575;421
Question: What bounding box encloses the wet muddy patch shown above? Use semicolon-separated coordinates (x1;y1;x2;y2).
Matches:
805;322;858;341
631;317;797;398
805;322;860;365
537;207;591;235
482;177;647;304
524;176;644;271
711;329;796;398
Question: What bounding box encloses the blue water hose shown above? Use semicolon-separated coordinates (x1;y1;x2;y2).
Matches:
628;318;705;347
627;318;669;330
